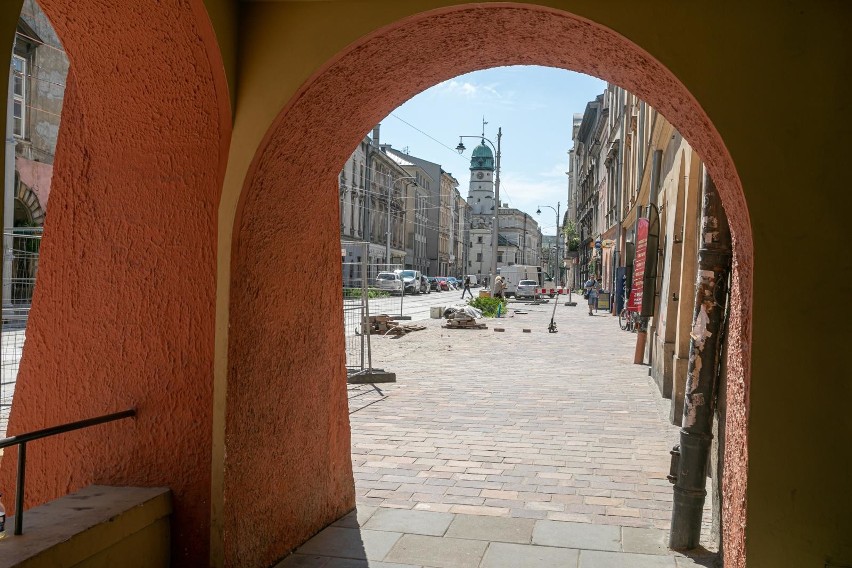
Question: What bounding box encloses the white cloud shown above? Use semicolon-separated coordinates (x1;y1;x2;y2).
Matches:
435;80;511;104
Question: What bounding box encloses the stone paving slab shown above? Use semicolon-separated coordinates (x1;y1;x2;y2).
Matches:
532;519;621;552
280;507;721;567
349;300;713;541
296;526;402;561
384;534;488;568
363;509;454;536
580;549;677;567
445;514;535;544
480;541;580;567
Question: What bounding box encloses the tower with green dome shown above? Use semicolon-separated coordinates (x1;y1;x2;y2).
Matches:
467;140;495;216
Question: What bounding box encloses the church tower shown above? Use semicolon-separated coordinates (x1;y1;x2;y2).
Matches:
467;141;495;215
466;139;497;283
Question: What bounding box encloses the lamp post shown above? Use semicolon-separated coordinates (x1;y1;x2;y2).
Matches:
537;202;561;287
387;176;416;267
456;127;501;289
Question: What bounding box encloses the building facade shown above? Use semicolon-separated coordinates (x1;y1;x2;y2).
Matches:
382;145;443;275
3;0;67;309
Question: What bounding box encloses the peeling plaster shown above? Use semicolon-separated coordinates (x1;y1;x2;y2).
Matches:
690;303;713;349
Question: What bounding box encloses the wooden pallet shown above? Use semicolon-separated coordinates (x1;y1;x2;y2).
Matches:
362;314;426;335
442;319;487;330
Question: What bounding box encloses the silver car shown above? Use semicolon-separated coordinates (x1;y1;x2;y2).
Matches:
375;272;403;294
515;279;538;300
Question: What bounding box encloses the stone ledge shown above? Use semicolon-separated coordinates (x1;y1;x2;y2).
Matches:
0;485;171;568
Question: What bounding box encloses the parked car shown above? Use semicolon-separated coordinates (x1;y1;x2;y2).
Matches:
394;269;423;294
436;277;449;291
515;279;538;300
427;276;440;291
376;272;403;294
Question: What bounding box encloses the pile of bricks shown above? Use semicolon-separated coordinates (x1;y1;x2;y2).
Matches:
442;311;487;330
362;314;426;336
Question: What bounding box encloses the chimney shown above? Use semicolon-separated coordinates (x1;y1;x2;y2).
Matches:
372;124;381;148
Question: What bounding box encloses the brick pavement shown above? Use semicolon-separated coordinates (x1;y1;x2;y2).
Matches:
348;297;713;543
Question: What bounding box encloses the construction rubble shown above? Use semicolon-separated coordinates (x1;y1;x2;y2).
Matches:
362;314;426;336
442;304;487;330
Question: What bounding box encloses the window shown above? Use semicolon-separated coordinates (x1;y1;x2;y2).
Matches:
477;236;482;243
12;55;25;137
476;253;482;261
498;254;503;263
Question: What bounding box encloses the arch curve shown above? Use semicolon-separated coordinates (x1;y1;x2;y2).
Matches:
228;4;751;567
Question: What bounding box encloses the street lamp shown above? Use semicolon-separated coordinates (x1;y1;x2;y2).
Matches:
537;202;561;287
387;176;416;267
456;127;502;289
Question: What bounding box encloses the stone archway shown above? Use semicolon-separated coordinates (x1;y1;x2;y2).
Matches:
0;0;231;564
226;4;751;568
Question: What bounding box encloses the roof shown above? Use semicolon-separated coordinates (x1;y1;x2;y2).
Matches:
470;141;495;171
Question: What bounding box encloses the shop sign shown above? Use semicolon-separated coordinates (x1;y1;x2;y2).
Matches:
627;218;648;313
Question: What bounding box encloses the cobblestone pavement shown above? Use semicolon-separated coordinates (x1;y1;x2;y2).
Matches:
347;298;714;541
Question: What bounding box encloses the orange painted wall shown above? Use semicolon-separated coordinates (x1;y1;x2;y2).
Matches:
226;4;750;567
0;1;230;565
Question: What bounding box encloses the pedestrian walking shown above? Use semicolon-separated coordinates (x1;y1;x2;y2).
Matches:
461;275;473;299
494;275;507;300
584;277;598;316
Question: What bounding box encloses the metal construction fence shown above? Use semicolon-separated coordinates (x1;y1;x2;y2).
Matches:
1;226;42;438
341;241;406;374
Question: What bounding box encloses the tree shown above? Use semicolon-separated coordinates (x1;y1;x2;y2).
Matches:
562;220;580;252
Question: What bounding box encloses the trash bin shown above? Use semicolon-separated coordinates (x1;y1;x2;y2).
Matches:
430;306;444;319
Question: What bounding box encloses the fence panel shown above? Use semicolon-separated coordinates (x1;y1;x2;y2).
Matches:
341;241;406;374
1;227;42;437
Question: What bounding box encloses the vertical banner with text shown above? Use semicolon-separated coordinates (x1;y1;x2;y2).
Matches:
627;218;649;313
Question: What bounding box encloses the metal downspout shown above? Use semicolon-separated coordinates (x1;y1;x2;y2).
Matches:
669;171;732;549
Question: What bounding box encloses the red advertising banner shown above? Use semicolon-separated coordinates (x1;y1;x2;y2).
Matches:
627;218;649;312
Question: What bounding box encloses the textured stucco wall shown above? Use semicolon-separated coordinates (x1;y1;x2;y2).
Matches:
228;4;751;567
0;0;230;565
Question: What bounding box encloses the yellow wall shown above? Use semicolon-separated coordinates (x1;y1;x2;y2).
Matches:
216;2;851;566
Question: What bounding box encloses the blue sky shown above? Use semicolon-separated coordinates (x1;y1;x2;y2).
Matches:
377;66;605;236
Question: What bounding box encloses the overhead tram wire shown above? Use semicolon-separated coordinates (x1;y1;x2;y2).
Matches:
389;113;467;159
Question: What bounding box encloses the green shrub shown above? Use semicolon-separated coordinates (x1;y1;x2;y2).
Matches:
467;296;507;317
344;288;390;299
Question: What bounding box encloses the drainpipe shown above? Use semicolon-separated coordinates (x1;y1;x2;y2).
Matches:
669;170;731;550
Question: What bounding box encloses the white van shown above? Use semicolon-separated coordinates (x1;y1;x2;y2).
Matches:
465;274;478;287
394;269;425;294
497;266;556;297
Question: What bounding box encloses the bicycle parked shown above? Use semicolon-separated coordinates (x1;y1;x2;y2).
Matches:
618;282;642;332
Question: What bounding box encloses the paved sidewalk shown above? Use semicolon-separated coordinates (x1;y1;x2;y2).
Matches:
283;298;719;566
278;507;718;567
